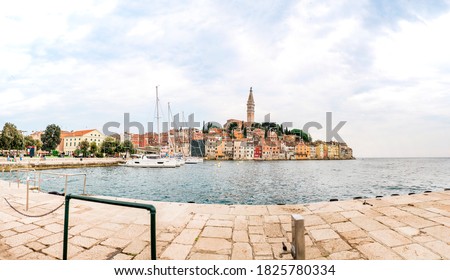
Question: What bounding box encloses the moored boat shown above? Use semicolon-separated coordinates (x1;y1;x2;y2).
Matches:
121;154;177;168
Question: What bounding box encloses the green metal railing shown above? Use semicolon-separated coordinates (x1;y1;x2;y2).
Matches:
63;194;157;260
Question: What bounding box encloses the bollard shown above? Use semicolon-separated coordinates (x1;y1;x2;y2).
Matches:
291;214;305;260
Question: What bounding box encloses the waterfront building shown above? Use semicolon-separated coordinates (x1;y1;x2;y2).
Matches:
216;140;225;159
208;127;223;135
129;133;146;148
268;130;278;141
206;138;219;160
283;134;296;143
340;143;353;159
61;129;105;155
295;141;310;159
266;141;280;159
243;140;254;160
191;129;204;141
327;142;340;159
233;140;243;160
254;145;262;159
220;140;232;159
253;128;265;139
316;142;324;159
273;143;282;159
233;129;244;139
309;143;317;159
262;143;271;160
30;131;44;142
282;142;296;160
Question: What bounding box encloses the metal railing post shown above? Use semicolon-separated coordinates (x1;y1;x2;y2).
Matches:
64;175;68;196
83;175;87;195
38;172;41;191
62;194;157;260
26;180;30;211
151;212;156;260
291;214;305;260
63;195;71;260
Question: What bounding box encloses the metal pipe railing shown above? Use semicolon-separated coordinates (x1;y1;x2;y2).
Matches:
9;168;36;188
63;194;157;260
5;169;88;212
37;172;87;196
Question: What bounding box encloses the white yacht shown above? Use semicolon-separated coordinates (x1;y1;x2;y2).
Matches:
185;157;204;164
122;154;177;168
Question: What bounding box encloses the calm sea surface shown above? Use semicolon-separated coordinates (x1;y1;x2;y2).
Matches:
8;158;450;205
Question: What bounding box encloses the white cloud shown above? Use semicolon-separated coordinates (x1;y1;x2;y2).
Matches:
1;0;449;156
373;12;450;80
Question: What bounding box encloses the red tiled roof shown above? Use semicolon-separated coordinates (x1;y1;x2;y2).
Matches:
63;129;96;138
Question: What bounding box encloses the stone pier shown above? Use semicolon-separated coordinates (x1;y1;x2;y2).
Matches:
1;180;449;260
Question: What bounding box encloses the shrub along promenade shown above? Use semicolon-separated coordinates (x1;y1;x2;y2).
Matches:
0;179;450;260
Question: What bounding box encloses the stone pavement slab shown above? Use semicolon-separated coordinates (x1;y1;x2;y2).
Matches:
1;179;450;260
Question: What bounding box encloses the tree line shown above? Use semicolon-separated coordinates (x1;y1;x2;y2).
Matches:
203;121;312;142
0;122;135;157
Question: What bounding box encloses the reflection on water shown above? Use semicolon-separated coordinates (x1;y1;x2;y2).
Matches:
4;158;450;205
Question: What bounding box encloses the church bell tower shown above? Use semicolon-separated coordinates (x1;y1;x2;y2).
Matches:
247;87;255;124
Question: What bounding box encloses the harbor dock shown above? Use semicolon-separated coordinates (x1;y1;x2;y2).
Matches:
1;178;449;260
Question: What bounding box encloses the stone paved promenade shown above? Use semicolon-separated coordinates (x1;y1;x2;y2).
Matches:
0;157;123;171
1;179;450;260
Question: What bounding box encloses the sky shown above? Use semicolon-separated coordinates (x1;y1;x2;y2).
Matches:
1;0;449;157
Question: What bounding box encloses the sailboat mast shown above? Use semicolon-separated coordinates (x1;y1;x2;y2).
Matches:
156;86;160;147
168;102;171;155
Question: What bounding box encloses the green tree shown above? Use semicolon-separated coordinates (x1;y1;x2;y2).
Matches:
251;122;262;129
41;124;61;151
89;141;98;155
0;122;24;150
115;141;125;153
79;139;90;157
35;139;43;151
100;136;117;156
227;122;238;136
73;149;81;157
23;135;36;147
291;129;310;142
23;136;44;151
262;122;276;131
122;140;135;156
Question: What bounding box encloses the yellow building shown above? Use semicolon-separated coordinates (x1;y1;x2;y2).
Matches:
216;140;225;159
62;129;105;155
295;142;310;159
327;142;340;159
315;142;324;159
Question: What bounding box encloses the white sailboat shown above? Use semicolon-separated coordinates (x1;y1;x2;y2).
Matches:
122;86;179;168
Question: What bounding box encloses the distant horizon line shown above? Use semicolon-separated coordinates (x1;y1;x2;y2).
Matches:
355;157;450;159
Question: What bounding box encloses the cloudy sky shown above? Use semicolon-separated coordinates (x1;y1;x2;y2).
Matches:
1;0;449;157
